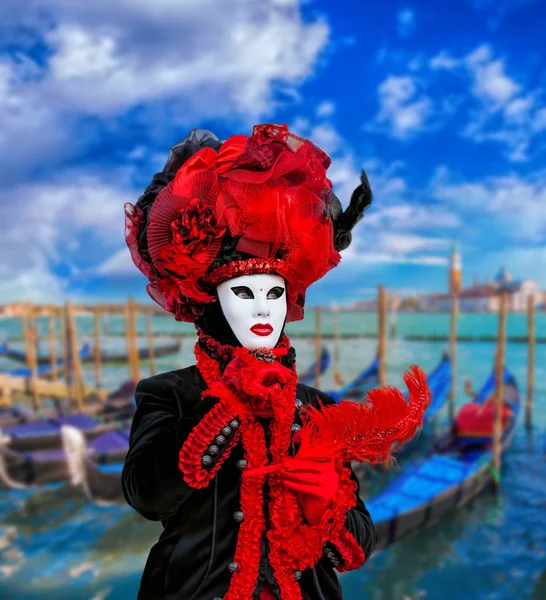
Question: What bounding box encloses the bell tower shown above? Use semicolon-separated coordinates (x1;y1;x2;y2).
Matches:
449;242;462;296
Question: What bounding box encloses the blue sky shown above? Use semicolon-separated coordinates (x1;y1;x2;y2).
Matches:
1;0;545;307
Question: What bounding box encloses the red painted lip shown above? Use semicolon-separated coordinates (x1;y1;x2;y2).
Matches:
250;323;273;336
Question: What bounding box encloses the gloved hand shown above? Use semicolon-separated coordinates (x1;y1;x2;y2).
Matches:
281;458;339;526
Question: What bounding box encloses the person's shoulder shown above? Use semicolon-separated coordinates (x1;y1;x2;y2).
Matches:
135;365;202;400
297;382;336;407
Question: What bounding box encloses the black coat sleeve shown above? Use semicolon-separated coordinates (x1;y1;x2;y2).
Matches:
305;384;377;562
121;372;197;521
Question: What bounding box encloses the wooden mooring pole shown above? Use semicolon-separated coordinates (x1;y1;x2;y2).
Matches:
126;297;141;383
314;306;322;389
93;306;103;390
64;300;85;412
492;290;508;492
61;308;69;386
449;293;459;422
526;294;535;430
378;286;387;387
146;306;157;377
26;307;40;411
48;310;58;380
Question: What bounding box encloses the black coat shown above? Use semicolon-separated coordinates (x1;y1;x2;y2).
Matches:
122;366;377;600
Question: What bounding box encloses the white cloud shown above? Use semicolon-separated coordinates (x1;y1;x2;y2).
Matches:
43;1;328;119
432;168;546;243
364;204;461;230
466;45;520;107
376;232;449;254
0;265;67;304
346;252;448;266
96;247;135;276
428;44;546;161
306;123;343;155
0;176;138;301
316;101;335;118
0;0;330;182
532;108;546;132
0;58;71;181
504;96;534;122
429;51;459;71
361;159;407;199
373;75;433;139
396;9;416;38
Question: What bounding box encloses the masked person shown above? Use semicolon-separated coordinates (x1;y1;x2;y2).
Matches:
122;124;429;600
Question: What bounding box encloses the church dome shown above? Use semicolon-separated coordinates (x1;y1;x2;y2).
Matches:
495;266;511;283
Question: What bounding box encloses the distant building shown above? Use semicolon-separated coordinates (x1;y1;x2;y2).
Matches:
420;250;540;312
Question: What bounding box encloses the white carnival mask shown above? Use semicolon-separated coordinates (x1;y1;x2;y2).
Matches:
216;273;287;350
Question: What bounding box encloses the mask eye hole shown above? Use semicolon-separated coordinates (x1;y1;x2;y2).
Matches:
267;286;285;300
231;286;254;299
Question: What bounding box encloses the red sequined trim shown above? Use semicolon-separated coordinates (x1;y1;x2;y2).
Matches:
205;258;290;285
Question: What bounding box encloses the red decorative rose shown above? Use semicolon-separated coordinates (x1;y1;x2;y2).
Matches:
171;198;227;260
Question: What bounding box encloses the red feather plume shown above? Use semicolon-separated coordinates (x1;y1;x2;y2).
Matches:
295;365;432;465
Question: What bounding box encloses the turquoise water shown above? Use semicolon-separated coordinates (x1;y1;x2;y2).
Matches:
1;312;545;599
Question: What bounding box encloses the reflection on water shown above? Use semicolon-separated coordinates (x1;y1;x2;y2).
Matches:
1;427;544;599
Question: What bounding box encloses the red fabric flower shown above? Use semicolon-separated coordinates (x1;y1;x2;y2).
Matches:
286;219;341;288
171;198;226;259
215;125;334;264
172;135;248;198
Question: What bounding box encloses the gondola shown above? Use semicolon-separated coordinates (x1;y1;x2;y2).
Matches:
60;425;128;504
1;337;182;366
0;428;130;489
0;343;92;377
0;378;135;428
366;366;520;552
0;379;136;489
0;377;136;453
0;413;125;453
298;346;330;386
